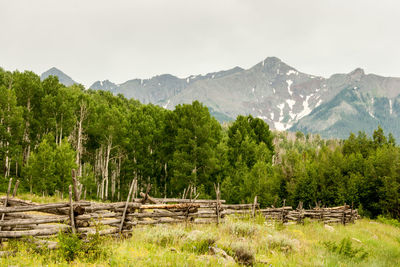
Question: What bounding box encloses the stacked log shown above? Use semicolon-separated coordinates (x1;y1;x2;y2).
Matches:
0;193;359;245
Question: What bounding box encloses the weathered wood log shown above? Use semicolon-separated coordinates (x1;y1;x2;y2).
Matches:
132;198;226;204
0;178;13;231
126;218;186;226
119;178;136;233
259;207;292;212
140;184;152;204
78;227;119;236
0;216;69;227
84;202;140;212
12;180;20;198
0;197;35;207
0;225;70;238
252;196;258;217
76;212;121;220
139;192;159;204
0;202;90;214
69;185;76;234
72;169;80;202
138;203;200;210
126;211;186;218
4;224;69;231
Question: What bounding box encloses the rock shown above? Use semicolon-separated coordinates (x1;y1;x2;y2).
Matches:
324;224;335;232
209;246;235;263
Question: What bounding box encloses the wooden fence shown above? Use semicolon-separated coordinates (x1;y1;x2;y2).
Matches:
0;178;359;243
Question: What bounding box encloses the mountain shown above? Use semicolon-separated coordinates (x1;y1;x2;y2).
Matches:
41;67;77;86
89;57;345;130
291;69;400;139
47;57;400;140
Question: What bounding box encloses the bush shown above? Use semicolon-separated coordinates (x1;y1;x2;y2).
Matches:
265;233;299;253
230;242;255;266
57;232;83;262
145;226;187;247
377;215;400;228
225;217;259;237
57;230;109;262
323;237;368;260
181;230;217;254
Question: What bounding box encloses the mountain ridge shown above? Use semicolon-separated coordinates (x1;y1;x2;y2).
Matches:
41;57;400;139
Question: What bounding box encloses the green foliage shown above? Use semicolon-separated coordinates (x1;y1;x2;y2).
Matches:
57;232;83;262
181;230;217;254
25;135;76;195
229;242;255;266
225;217;259;237
145;226;187;247
323;237;368;260
377;215;400;228
1;66;400;221
57;230;109;263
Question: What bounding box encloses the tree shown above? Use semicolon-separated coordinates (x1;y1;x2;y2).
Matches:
168;101;222;196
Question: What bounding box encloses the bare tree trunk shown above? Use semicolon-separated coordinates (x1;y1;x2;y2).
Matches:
111;164;116;201
75;101;87;178
59;113;63;145
104;137;112;200
22;98;31;165
4;101;10;177
164;163;168;197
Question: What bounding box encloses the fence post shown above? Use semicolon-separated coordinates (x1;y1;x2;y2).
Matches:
12;180;20;198
281;199;287;224
252;196;258;218
342;203;346;225
119;178;137;234
69;185;76;234
72;169;80;202
0;178;13;232
214;183;220;225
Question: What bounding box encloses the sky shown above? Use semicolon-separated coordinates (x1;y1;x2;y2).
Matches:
1;0;400;87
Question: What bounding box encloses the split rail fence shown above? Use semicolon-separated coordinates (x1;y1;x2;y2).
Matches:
0;178;359;244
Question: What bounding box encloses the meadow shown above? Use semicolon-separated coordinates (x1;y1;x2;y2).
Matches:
1;213;400;266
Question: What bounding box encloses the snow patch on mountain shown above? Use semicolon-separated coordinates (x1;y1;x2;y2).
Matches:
296;95;312;120
286;80;293;96
287;70;298;76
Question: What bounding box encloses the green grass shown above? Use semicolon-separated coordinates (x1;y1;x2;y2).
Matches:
1;216;400;266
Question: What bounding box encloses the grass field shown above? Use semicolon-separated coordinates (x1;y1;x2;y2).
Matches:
1;193;400;266
1;215;400;266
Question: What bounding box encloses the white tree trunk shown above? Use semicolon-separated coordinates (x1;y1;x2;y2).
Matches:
75;101;87;177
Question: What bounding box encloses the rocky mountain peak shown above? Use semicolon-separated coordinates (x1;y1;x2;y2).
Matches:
349;68;365;81
40;67;77;86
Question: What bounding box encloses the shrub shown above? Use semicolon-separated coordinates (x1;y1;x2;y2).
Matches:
57;232;83;262
323;237;368;260
230;242;255;266
377;215;400;228
181;230;217;254
145;226;187;247
57;229;109;262
265;233;299;253
225;217;259;237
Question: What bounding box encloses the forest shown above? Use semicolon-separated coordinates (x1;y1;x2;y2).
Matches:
0;67;399;219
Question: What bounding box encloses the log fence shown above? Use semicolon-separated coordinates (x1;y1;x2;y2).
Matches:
0;178;359;249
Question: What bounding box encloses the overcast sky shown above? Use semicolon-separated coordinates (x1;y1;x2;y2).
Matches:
1;0;400;87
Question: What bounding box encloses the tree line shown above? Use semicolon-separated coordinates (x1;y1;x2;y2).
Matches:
0;67;399;219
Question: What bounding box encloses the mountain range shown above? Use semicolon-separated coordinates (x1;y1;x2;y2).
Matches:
41;57;400;140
